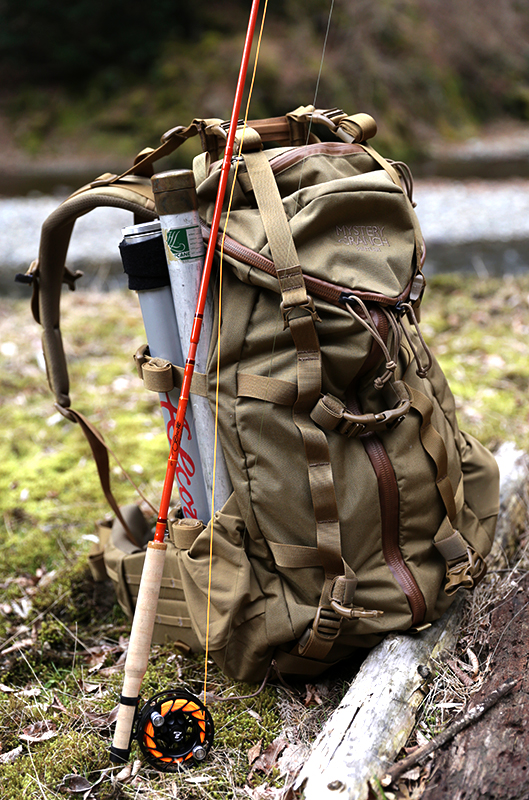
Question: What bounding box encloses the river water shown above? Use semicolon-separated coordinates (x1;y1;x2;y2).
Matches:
1;174;529;296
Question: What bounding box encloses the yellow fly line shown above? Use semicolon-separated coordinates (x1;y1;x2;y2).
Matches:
202;0;336;704
203;0;271;704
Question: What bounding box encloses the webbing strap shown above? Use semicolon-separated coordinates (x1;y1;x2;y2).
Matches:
57;407;138;544
407;384;459;522
358;143;402;188
266;540;321;568
237;373;297;406
243;141;347;661
134;346;208;398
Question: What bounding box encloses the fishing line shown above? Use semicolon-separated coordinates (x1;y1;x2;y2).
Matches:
204;0;336;689
203;0;337;700
203;0;270;704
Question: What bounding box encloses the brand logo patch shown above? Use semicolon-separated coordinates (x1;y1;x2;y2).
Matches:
336;225;389;251
165;225;202;261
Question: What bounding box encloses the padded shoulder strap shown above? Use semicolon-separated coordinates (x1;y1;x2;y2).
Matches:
35;177;157;409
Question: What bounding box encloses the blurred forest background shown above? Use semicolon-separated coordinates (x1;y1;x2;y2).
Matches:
1;0;529;164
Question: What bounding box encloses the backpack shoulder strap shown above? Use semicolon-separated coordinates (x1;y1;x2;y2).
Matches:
34;176;156;409
19;175;160;539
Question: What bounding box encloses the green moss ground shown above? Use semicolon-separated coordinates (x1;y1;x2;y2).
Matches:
0;274;527;797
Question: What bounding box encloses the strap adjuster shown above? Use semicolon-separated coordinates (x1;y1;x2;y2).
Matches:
280;295;321;329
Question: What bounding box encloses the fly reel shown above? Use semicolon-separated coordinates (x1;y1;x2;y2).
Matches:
135;689;214;771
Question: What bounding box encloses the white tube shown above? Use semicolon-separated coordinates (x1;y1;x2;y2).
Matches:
153;171;232;516
138;287;209;522
120;221;209;522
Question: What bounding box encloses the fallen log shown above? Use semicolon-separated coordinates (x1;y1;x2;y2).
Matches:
292;444;528;800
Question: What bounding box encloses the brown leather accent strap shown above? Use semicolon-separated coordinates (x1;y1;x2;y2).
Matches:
346;390;426;626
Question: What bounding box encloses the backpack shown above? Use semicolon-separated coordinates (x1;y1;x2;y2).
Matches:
25;105;500;682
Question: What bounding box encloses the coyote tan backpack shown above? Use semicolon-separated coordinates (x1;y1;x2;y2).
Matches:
27;105;500;682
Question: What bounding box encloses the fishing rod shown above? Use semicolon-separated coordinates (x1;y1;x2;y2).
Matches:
110;0;262;770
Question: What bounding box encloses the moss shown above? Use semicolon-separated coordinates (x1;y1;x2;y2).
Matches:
0;732;110;799
0;276;528;797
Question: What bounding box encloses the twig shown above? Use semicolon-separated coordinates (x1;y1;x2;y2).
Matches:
381;678;518;787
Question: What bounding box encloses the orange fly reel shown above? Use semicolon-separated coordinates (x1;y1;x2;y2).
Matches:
136;689;214;771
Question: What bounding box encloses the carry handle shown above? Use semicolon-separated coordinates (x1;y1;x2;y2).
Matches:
198;105;378;158
99;106;378;188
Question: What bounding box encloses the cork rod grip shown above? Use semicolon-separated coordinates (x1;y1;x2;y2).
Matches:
110;541;167;762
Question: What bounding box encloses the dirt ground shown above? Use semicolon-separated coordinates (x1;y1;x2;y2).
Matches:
422;573;529;800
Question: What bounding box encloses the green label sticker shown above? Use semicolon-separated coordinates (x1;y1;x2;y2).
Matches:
165;226;202;261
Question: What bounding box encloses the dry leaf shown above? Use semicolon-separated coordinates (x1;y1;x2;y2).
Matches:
18;686;41;697
50;695;69;714
116;763;132;781
244;784;281;799
400;766;422;781
251;736;288;774
20;720;57;743
304;684;323;706
82;682;102;694
0;683;15;693
277;743;310;776
1;637;33;656
466;647;480;678
58;775;92;793
0;745;23;763
247;739;262;765
97;664;125;677
58;768;110;794
85;704;119;729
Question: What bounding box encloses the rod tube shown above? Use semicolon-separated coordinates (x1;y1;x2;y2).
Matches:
152;171;232;517
152;0;261;546
120;220;210;521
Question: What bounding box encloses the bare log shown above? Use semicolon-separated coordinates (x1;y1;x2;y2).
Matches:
292;598;464;800
419;574;529;799
292;446;528;800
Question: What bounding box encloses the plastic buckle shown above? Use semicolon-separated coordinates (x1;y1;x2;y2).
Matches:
312;606;342;641
309;108;346;132
220;118;244;134
280;295;321;329
377;403;409;432
337;417;366;438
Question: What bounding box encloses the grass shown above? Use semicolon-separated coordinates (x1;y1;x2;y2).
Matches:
0;273;528;798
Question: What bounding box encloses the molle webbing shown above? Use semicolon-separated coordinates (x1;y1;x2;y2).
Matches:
243;137;349;661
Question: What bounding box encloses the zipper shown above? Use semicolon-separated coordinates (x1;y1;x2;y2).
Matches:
208;141;366;177
267;141;365;175
349;313;426;626
200;220;413;308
